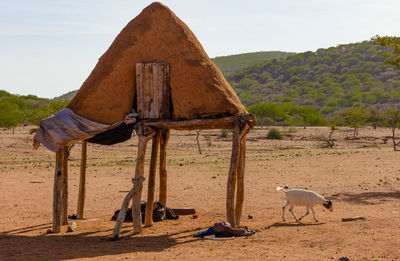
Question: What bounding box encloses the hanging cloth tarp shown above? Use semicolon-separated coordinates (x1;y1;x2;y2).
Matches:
34;108;138;152
85;122;135;145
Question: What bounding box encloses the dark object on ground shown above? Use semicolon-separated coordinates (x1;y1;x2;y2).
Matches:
68;214;78;220
111;201;179;222
339;257;350;261
248;214;253;219
194;221;255;238
170;207;196;215
341;216;365;222
192;214;198;219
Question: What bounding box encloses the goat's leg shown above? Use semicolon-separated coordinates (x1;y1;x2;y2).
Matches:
289;205;299;221
299;206;310;221
282;201;289;221
311;207;318;222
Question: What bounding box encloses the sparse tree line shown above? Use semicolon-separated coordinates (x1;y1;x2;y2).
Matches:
247;102;399;132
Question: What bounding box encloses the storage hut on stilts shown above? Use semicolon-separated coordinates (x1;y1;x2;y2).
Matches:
33;2;255;238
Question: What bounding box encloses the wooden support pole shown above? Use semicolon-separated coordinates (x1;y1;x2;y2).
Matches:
61;145;69;225
226;123;241;227
132;130;155;234
111;176;145;240
159;129;170;208
144;130;161;227
77;140;87;219
52;150;63;233
235;133;247;225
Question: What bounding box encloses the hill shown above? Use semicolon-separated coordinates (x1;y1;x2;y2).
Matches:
211;51;295;75
226;41;400;114
0;90;68;129
53;90;78;101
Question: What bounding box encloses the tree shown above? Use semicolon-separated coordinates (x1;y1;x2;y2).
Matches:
367;108;385;129
0;100;22;133
342;108;367;136
372;35;400;68
384;107;400;151
247;103;288;125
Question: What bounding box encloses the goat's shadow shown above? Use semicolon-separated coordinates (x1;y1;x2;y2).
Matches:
265;221;325;229
0;223;206;261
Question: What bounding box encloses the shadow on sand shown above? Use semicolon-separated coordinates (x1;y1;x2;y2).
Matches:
265;221;325;229
0;223;205;260
329;190;400;205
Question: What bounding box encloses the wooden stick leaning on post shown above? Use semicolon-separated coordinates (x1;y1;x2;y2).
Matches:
111;176;145;240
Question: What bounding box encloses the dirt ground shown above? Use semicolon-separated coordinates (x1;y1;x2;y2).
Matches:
1;126;399;261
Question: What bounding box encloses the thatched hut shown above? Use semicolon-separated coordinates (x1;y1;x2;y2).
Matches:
33;2;255;238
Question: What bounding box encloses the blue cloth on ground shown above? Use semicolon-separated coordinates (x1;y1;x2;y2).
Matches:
194;227;215;237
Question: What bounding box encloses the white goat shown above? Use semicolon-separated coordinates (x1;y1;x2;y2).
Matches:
276;186;333;222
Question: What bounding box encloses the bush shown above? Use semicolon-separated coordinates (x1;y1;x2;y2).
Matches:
266;128;283;140
219;129;228;138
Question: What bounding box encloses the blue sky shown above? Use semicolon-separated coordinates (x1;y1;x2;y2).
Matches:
1;0;400;98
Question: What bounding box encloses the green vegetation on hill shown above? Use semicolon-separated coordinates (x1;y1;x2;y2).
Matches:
0;90;69;131
227;41;400;113
211;51;295;75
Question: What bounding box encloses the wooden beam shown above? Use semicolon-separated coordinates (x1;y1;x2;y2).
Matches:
143;116;238;130
111;176;145;240
144;130;161;227
132;131;155;234
159;129;170;208
77;140;87;219
235;133;247;225
52;150;63;233
61;145;69;225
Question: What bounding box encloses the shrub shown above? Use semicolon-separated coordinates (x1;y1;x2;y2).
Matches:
219;129;228;138
266;128;283;140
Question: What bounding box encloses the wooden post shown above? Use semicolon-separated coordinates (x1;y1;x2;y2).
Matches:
112;176;145;240
144;130;161;227
77;140;87;219
61;145;69;225
132;130;155;234
235;133;247;225
226;123;241;227
52;150;63;232
159;129;170;208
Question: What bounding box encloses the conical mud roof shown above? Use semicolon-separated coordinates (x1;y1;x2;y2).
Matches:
67;2;247;124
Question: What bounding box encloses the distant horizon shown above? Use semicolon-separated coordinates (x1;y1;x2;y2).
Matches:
1;0;399;98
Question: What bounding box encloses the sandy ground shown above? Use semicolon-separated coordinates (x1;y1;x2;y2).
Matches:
1;126;400;261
